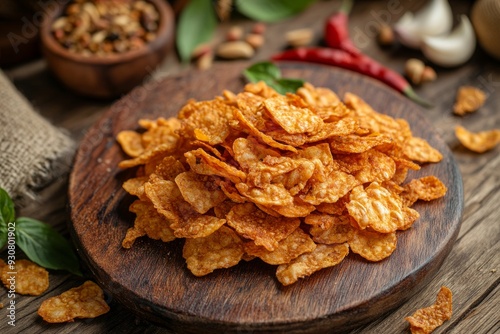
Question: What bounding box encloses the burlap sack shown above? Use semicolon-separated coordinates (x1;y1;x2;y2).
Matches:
0;70;75;202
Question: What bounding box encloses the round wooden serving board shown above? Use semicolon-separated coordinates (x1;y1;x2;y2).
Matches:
69;62;463;333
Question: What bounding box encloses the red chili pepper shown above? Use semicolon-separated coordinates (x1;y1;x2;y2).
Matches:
324;0;359;55
272;48;432;108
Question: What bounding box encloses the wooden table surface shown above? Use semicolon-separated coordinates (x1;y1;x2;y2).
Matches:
1;0;498;333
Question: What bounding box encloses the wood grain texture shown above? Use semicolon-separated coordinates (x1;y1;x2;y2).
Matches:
68;62;463;333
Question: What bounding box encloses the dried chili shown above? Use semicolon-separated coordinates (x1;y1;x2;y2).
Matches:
272;48;432;107
324;0;359;55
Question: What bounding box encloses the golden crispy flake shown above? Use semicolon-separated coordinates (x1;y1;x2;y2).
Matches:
344;93;410;144
175;171;226;214
276;243;349;286
117;130;144;157
141;118;181;151
122;176;148;198
244;81;279;98
398;206;421;231
1;259;49;296
119;143;179;169
268;198;316;218
406;286;453;334
217;180;247;203
214;201;238;219
178;99;234;145
38;281;110;323
232;137;281;171
183;226;244;276
349;229;397;261
236;182;294;207
297;82;340;106
154;156;186;181
294;143;334;167
301;169;358;205
403;137;443;163
122;200;176;248
401;176;447;206
455;126;500;153
316;194;350;215
226;203;300;251
329;133;392;153
144;175;226;238
244;228;316;265
453;86;486;116
336;150;396;184
305;117;358;143
185;148;246;183
264;95;324;134
347;183;405;233
309;214;355;244
232;107;297;152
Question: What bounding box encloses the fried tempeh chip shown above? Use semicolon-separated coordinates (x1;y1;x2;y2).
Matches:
183;226;244;276
38;281;110;323
455;126;500;153
1;259;49;296
276;243;349;286
405;286;453;334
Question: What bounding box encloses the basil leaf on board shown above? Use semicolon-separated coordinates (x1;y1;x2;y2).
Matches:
176;0;217;63
15;217;82;276
0;187;15;248
243;61;282;83
274;78;306;95
243;62;304;95
235;0;316;22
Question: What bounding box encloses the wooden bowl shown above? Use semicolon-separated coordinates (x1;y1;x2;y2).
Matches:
40;0;174;98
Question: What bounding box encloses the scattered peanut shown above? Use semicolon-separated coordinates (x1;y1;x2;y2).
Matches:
252;22;266;35
405;58;436;85
286;28;314;48
245;33;264;49
421;66;437;83
191;43;212;60
226;25;243;41
196;51;214;70
378;24;395;46
216;41;254;59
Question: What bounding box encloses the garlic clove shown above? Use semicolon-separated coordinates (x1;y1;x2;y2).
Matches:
394;0;453;49
421;15;476;67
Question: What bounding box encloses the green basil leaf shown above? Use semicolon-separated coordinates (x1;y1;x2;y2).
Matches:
243;61;282;83
235;0;316;22
15;217;82;276
274;78;305;95
176;0;217;63
243;62;304;94
0;187;15;248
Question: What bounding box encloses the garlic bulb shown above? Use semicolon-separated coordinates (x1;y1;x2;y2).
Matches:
394;0;453;49
472;0;500;61
421;15;476;67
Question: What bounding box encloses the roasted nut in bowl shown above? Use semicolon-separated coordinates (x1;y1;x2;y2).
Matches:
40;0;174;98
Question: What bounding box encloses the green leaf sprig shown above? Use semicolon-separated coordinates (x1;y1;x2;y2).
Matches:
176;0;218;63
0;187;81;276
243;62;305;94
235;0;316;22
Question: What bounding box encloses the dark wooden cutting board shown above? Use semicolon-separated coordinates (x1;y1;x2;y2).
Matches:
68;62;463;333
